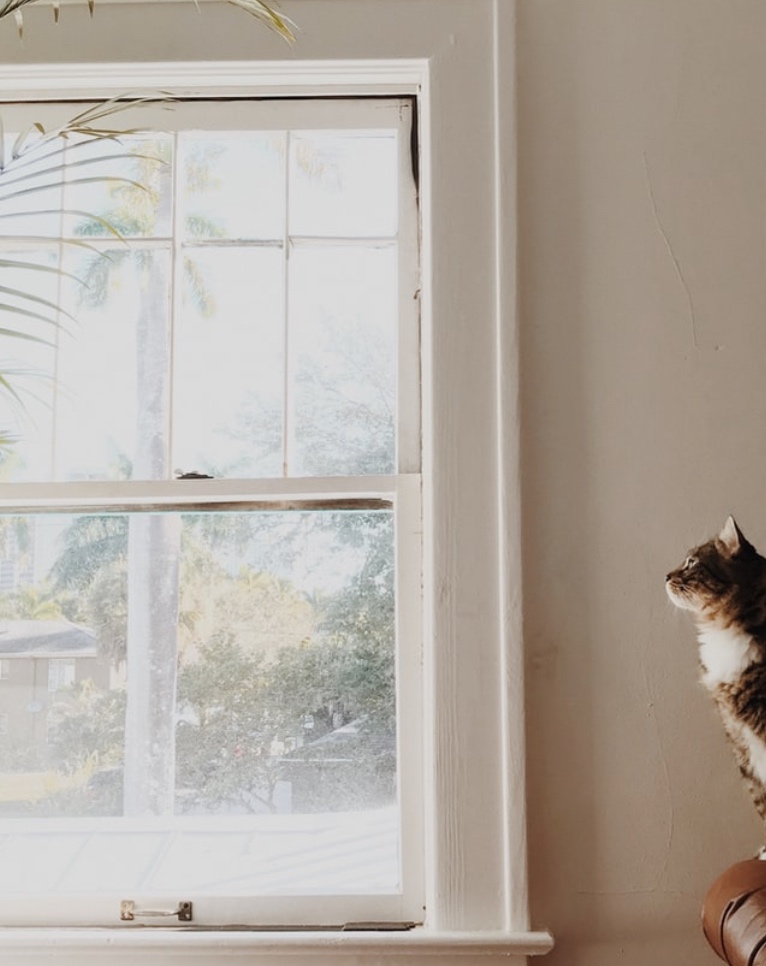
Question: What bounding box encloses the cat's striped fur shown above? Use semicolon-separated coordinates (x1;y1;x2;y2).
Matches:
666;516;766;821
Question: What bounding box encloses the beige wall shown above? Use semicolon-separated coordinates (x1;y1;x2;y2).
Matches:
518;1;766;963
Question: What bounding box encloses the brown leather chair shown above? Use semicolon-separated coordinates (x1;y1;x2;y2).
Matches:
703;859;766;964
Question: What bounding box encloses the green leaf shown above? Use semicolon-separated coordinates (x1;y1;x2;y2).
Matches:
0;257;85;286
225;0;295;41
0;151;162;191
0;307;63;339
0;0;295;41
0;95;175;452
0;284;79;325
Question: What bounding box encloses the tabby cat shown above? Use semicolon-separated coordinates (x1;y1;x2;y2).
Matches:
666;516;766;823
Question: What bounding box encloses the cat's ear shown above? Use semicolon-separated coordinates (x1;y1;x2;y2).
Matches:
719;515;750;556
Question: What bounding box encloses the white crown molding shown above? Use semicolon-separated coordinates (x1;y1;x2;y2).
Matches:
0;60;425;100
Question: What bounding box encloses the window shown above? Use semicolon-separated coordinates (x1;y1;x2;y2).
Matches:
0;96;421;927
47;659;76;693
0;0;547;960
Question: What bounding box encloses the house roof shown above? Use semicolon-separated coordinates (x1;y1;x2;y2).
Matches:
0;620;97;657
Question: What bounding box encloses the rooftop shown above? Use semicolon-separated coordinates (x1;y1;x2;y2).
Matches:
0;621;97;657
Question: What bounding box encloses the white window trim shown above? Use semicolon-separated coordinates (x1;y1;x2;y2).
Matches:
0;0;552;961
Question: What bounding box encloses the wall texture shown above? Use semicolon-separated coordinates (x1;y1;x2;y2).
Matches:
518;1;766;964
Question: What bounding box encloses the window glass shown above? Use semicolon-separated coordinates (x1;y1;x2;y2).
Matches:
0;97;420;924
1;118;403;485
0;508;397;895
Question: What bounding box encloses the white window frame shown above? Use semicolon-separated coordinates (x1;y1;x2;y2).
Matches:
0;0;552;962
0;95;424;931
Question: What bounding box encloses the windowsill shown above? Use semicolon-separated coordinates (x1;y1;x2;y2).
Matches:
0;926;555;958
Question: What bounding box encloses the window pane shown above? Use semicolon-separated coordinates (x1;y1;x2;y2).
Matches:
1;120;405;486
0;250;58;482
0;509;399;896
172;247;284;478
62;135;173;239
0;133;64;238
289;132;398;238
179;133;286;241
54;248;171;482
289;245;397;476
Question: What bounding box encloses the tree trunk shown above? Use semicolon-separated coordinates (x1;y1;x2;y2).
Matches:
124;513;180;816
123;238;179;817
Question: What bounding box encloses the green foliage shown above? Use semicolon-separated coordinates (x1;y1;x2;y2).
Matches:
51;515;128;593
222;319;395;478
0;99;169;446
47;680;126;774
176;630;395;814
176;634;275;811
31;509;397;815
321;513;395;729
0;581;66;620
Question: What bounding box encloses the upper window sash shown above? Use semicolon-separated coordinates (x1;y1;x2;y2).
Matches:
0;97;420;485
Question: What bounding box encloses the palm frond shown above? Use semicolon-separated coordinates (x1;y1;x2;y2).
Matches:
0;97;168;453
0;0;295;41
0;283;79;326
225;0;295;41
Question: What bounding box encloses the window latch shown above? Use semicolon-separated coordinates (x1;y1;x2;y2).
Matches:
120;900;193;923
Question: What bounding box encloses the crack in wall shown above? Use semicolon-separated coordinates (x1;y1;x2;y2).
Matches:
643;151;699;350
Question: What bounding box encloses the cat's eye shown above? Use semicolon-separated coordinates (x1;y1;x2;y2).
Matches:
684;556;697;570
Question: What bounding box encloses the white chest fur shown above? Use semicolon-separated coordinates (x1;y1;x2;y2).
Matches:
697;625;760;689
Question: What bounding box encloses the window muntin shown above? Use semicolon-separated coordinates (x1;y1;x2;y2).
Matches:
0;97;422;927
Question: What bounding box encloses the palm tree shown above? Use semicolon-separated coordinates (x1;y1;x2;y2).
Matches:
69;139;183;815
0;0;294;443
0;0;296;816
0;99;170;447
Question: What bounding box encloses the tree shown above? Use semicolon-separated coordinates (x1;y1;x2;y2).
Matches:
9;113;399;819
0;0;295;442
39;506;398;816
0;99;168;447
321;513;396;732
176;630;395;815
47;680;126;775
0;582;67;620
60;136;181;815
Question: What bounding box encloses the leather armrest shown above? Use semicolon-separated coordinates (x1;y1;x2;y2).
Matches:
703;859;766;964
